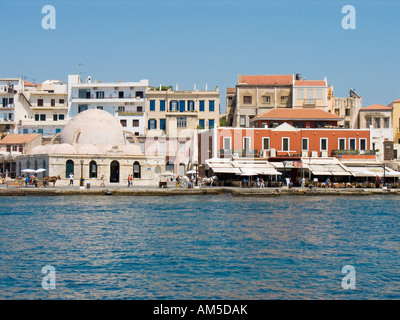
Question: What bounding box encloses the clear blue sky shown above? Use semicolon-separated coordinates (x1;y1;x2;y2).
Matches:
1;0;399;112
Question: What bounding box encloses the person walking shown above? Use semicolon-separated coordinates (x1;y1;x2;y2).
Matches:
100;175;106;187
69;173;74;185
127;174;131;187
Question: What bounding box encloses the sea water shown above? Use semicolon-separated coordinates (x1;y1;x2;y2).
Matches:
0;194;399;299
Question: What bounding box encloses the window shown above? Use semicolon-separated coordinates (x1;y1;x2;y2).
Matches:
89;161;97;179
261;96;271;104
23;129;28;134
179;142;185;153
338;138;346;150
136;91;144;99
384;118;390;128
240;115;246;127
133;161;141;179
132;119;139;127
35;114;39;121
188;100;195;111
345;109;351;116
159;141;165;155
65;160;74;178
208;119;215;129
96;91;104;99
150;100;156;111
78;104;88;113
137;106;143;112
280;96;289;104
320;138;328;151
40;114;46;121
262;137;270;150
139;142;145;153
301;138;308;151
282;138;289;151
51;99;55;107
366;117;372;128
170;100;178;112
177;117;187;128
166;161;174;172
360;139;367;150
316;88;323;100
349;138;356;150
160;100;166;112
160;119;166;130
223;137;231;150
209;100;215;112
199;119;205;129
118;91;124;98
59;99;64;104
38;99;43;107
59;114;64;120
78;89;91;99
53;114;58;121
375;118;380;128
148;119;157;130
199;100;205;112
97;106;103;110
120;119;127;127
243;137;251;150
297;89;304;100
118;106;125;112
243;96;252;104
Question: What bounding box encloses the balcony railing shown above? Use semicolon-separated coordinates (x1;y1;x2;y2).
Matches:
331;150;376;156
219;149;258;158
303;99;316;106
72;94;144;100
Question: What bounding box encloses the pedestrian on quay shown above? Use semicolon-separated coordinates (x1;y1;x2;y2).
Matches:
100;175;106;187
69;173;74;185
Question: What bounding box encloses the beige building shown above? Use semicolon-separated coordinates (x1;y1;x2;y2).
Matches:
145;86;220;137
16;80;68;139
229;74;294;128
17;109;166;186
292;78;328;110
329;89;362;129
388;99;400;160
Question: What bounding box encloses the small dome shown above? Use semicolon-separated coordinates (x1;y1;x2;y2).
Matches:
52;144;77;155
29;145;48;154
76;144;100;154
61;109;126;146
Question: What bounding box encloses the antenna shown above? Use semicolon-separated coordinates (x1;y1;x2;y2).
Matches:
78;63;85;78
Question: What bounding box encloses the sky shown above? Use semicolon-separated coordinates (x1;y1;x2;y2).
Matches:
1;0;399;113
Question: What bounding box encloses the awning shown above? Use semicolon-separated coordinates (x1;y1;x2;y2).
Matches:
346;166;400;177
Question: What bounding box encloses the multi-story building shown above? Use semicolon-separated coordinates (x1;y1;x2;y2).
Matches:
228;74;294;128
145;85;220;136
143;85;220;174
359;104;393;161
17;80;68;139
68;75;149;138
0;78;23;134
329;89;362;129
292;78;329;110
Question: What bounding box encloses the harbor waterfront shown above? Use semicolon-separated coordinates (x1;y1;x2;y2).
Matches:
1;194;400;299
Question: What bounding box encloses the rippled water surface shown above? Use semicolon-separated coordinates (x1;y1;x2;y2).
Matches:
1;194;400;299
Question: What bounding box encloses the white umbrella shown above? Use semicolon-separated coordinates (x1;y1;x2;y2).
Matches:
34;168;46;173
159;172;176;176
186;170;197;174
22;169;35;173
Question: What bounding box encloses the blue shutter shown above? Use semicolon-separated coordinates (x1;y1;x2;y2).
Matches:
209;100;215;112
179;100;186;112
150;100;155;111
160;100;165;111
209;119;214;129
199;101;205;112
148;119;151;130
199;119;205;129
160;119;166;130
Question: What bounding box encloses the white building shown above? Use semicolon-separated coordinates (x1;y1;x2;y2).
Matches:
68;75;149;138
0;78;24;134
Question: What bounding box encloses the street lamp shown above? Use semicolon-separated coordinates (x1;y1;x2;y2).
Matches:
194;161;199;186
383;162;386;188
80;160;84;187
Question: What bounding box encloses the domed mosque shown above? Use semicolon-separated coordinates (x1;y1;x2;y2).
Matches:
17;109;165;186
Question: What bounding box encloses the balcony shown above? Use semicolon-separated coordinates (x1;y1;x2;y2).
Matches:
72;94;144;100
331;150;376;156
303;99;316;106
219;149;258;158
0;104;14;110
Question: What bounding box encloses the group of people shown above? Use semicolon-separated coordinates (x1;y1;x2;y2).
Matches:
127;175;134;187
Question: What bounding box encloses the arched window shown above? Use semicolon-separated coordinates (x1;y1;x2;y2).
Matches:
133;161;141;179
110;160;120;183
66;160;74;178
34;160;38;170
89;160;97;179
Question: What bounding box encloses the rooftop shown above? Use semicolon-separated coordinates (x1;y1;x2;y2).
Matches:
0;134;41;145
360;104;392;111
238;75;293;86
294;80;327;87
251;108;344;121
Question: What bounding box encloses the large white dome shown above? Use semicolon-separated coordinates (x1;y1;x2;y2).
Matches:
61;109;126;146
